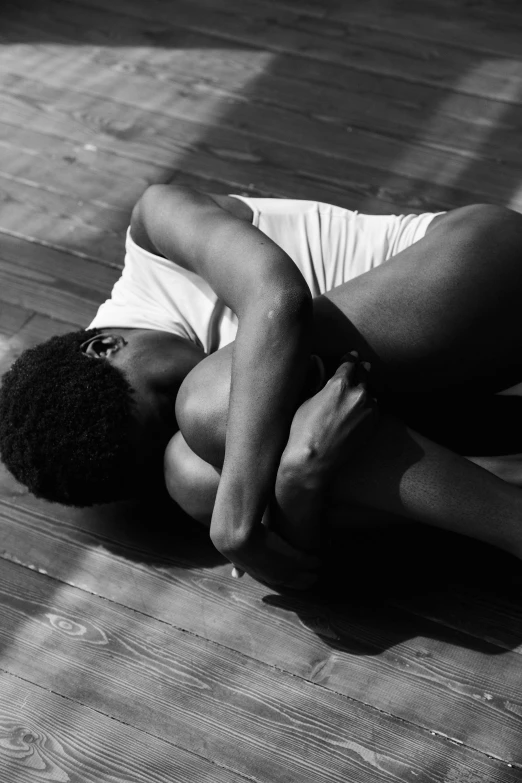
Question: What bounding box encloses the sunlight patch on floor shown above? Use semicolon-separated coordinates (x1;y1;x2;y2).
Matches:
0;43;275;136
378;58;522;210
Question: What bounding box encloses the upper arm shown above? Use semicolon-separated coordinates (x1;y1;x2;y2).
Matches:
134;185;311;316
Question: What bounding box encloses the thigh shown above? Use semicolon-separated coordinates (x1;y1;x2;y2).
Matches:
164;431;220;525
313;204;522;394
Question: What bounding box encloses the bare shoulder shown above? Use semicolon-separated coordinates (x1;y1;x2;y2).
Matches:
130;185;252;261
129;184;210;253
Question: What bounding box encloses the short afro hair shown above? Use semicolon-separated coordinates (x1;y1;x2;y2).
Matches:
0;328;139;507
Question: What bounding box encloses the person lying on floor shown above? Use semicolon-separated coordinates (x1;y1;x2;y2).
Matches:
1;187;522;589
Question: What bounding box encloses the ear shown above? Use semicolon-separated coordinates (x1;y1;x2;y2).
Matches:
80;333;127;360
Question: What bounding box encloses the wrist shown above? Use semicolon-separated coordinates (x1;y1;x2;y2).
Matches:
277;444;328;497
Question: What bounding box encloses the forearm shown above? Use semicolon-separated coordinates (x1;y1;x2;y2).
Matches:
211;292;313;554
270;355;376;553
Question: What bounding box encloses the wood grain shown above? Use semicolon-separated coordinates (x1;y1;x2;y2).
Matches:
260;0;522;60
4;2;522;166
0;558;519;781
0;124;160;211
63;0;522;97
0;233;117;325
2;30;521;211
0;302;32;338
1;0;522;777
0;672;251;783
0;498;521;764
1;71;515;218
0;312;79;376
0;176;127;264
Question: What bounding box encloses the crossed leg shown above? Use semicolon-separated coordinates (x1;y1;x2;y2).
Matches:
166;204;522;559
312;203;522;394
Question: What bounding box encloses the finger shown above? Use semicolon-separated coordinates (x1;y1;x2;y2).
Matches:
333;359;358;385
340;350;359;365
231;566;245;579
353;360;369;387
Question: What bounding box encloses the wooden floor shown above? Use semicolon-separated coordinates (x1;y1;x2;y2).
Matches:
1;0;522;780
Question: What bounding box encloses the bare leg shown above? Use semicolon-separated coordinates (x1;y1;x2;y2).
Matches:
325;414;522;559
165;417;522;560
312;204;522;394
179;204;522;468
169;203;522;560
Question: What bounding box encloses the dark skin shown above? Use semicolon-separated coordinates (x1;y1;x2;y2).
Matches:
84;186;319;587
170;353;522;580
83;191;522;587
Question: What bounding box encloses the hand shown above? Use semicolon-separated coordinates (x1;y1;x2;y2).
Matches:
282;352;378;476
227;523;321;590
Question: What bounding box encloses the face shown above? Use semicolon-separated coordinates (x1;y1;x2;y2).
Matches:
81;329;205;459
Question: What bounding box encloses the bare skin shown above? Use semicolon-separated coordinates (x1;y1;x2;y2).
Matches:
84;191;522;588
84;186;320;587
166;350;522;582
165;202;522;585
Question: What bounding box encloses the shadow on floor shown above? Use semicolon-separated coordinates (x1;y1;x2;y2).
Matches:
2;0;522;661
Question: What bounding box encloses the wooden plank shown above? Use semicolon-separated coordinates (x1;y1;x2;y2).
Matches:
0;78;407;213
0;264;97;328
260;0;522;59
1;499;522;764
0;126;160;211
0;72;514;215
0;312;79;376
0;671;251;783
0;302;32;338
0;177;127;265
0;231;119;293
59;0;522;97
395;585;522;655
0;559;519;779
0;304;34;375
0;234;118;325
2;41;521;209
4;2;522;167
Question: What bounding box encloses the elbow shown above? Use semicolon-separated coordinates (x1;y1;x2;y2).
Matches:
275;284;312;319
210;526;249;559
252;283;312;330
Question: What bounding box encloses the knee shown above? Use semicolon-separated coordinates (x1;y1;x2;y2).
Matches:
175;361;227;468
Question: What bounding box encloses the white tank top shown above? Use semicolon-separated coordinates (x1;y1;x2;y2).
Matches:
87;197;442;353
